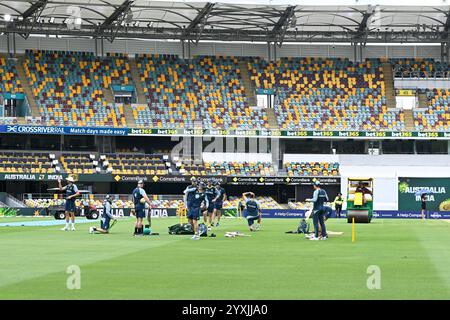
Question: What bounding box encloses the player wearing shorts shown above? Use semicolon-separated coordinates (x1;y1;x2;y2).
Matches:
188;183;208;240
132;180;152;236
58;176;80;231
212;182;226;227
91;195;116;234
242;192;261;231
203;179;218;229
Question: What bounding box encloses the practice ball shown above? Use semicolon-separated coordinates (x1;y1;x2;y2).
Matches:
143;228;151;235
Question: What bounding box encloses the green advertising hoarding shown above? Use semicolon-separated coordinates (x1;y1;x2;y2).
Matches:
398;177;450;212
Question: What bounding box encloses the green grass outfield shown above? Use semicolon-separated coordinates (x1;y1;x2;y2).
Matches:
0;216;450;299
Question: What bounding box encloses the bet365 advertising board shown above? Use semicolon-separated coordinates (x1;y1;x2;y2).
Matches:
398;178;450;212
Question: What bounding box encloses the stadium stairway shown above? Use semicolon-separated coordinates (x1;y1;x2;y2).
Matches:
382;62;397;109
15;55;39;117
403;109;415;130
123;103;136;127
103;87;115;105
239;61;257;106
129;58;147;104
266;108;279;129
418;92;428;108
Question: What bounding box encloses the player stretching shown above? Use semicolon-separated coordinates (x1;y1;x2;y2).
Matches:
132;180;152;236
58;176;80;231
203;179;218;230
212;182;226;227
90;195;116;234
242;192;261;231
188;183;208;240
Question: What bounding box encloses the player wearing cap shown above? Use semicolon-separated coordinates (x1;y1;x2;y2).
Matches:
90;195;116;234
305;180;329;240
58;176;80;231
132;180;152;236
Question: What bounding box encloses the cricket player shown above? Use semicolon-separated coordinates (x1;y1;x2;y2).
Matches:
188;183;209;240
305;180;329;240
183;177;198;211
203;179;218;229
212;182;227;227
242;192;261;231
132;180;152;236
90;195;116;234
58;176;80;231
421;193;427;220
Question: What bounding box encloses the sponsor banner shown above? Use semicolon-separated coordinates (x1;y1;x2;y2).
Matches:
0;173;66;181
396;89;416;96
19;207;178;217
95;207;177;218
0;173;339;185
373;211;450;219
262;209;450;219
2;125;128;136
0;124;449;139
261;209;306;218
281;130;450;139
228;176;340;185
398;177;450;212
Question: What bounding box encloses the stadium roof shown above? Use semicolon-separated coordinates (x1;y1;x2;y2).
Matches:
1;1;450;44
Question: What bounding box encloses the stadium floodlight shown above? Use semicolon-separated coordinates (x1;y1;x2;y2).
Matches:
4;14;12;22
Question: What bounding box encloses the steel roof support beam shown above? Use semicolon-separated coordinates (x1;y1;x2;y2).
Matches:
14;0;48;39
1;21;448;44
99;0;134;42
183;2;215;44
354;6;375;44
271;6;296;47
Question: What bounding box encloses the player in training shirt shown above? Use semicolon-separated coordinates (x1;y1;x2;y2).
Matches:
212;182;226;227
187;183;209;240
242;192;262;231
203;179;218;229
